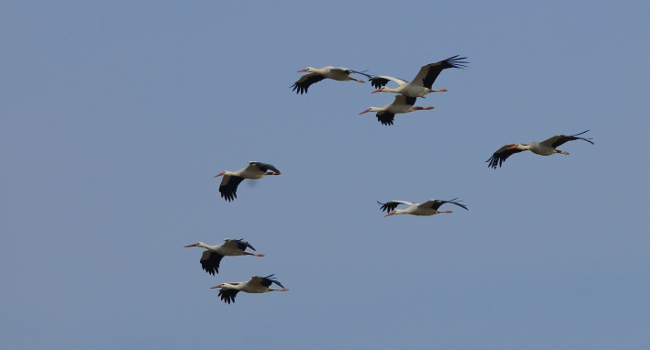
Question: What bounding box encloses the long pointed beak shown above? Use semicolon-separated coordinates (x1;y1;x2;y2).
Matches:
384;212;394;217
214;173;224;178
359;109;370;115
210;285;222;289
184;244;197;248
297;69;308;73
371;89;382;94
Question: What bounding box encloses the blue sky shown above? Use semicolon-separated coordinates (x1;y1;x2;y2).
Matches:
1;1;649;349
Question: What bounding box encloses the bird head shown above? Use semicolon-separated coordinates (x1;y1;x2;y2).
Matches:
184;242;206;248
359;108;375;115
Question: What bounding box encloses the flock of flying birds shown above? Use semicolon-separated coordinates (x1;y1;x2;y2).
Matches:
185;56;594;304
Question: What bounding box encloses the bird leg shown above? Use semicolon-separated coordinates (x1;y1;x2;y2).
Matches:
243;252;265;257
556;150;570;155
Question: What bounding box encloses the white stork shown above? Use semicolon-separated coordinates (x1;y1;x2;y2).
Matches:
370;56;468;97
184;239;264;275
211;274;289;304
215;161;281;202
359;95;434;126
487;130;594;169
378;198;468;217
292;66;371;94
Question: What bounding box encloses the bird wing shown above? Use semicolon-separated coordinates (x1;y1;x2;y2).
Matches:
218;287;240;304
369;75;409;89
222;238;254;252
200;250;224;275
250;274;285;289
422;198;469;211
226;238;256;252
347;69;373;79
249;275;267;287
540;130;594;148
376;110;396;126
219;174;245;202
291;72;327;94
486;144;526;169
390;94;417;107
413;56;468;88
249;161;281;174
377;200;413;213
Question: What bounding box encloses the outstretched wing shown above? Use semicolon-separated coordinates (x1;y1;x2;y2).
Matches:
369;75;409;89
249;161;281;174
377;200;413;213
486;144;525;169
376;111;396;126
414;56;468;89
219;175;245;201
200;251;224;275
348;69;373;79
223;238;256;252
422;198;469;211
540;130;595;149
252;274;286;289
218;287;240;304
291;73;326;94
396;95;417;107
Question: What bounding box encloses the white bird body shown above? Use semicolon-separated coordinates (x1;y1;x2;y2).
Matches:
487;130;594;169
370;56;467;98
308;66;358;81
372;79;445;98
292;66;369;94
184;239;264;275
378;199;468;217
211;275;289;304
359;95;433;125
215;161;281;201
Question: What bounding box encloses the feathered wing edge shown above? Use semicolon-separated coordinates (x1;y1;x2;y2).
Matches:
218;288;239;304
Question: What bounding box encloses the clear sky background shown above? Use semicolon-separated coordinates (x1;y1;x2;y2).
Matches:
2;1;649;349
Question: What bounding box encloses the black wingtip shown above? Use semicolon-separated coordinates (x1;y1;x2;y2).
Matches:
349;69;374;79
291;83;308;94
443;55;469;69
486;156;500;169
573;130;595;145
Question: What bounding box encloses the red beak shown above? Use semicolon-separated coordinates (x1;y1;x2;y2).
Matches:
371;89;382;94
210;285;222;289
297;69;308;73
214;173;224;178
184;244;197;248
